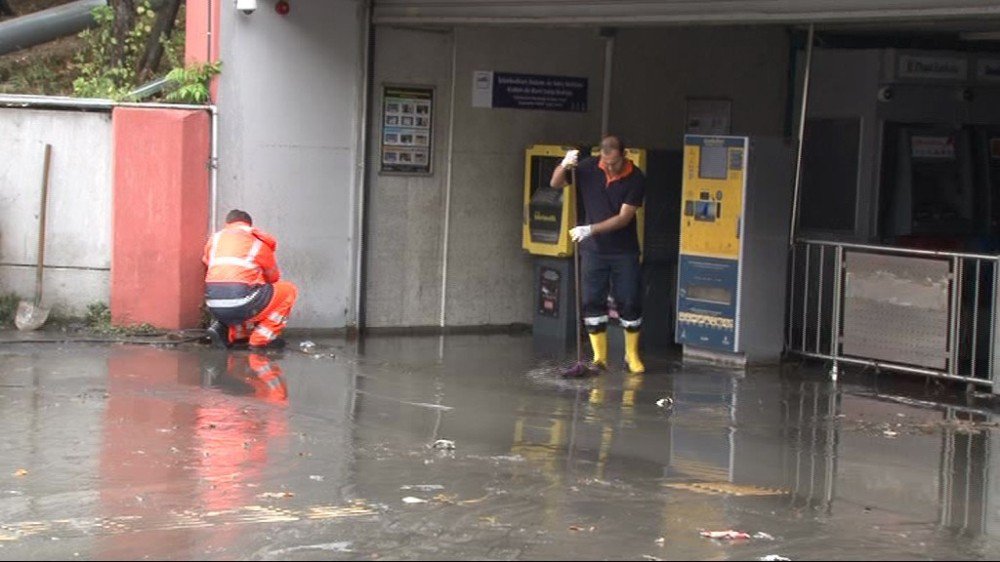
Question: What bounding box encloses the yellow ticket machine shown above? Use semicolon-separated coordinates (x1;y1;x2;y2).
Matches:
524;145;582;349
523;145;579;258
675;135;794;365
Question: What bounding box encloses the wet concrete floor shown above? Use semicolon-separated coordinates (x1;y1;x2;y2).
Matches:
0;333;999;560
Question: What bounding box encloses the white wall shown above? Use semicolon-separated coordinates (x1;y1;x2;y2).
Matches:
364;27;453;328
217;0;364;329
365;24;790;327
366;26;606;328
611;26;790;149
0;108;112;316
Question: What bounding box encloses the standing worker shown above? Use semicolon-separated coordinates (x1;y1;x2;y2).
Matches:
550;135;645;373
203;209;297;350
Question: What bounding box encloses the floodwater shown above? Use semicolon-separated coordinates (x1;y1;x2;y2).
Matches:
0;333;998;560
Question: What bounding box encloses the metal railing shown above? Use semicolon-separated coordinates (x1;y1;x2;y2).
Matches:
787;239;999;389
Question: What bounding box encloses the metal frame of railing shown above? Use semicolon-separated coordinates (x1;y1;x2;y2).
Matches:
787;238;998;390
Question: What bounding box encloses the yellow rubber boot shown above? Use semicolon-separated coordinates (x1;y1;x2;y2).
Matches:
588;331;608;369
624;330;646;373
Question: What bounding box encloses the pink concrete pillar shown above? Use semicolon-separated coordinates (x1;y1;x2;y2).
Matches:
111;108;210;329
185;0;221;101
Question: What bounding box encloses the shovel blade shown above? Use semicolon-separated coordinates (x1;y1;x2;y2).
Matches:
14;300;49;331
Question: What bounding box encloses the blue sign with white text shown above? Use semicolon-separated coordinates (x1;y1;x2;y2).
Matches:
491;72;588;112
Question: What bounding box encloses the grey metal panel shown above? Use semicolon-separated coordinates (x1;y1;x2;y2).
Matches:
841;251;950;369
374;1;1000;26
801;49;882;243
739;137;796;363
799;118;861;233
992;264;1000;394
217;0;364;328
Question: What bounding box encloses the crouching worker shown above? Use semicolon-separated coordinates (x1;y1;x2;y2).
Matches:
203;209;297;351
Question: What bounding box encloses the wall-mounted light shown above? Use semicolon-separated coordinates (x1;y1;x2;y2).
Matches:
235;0;257;15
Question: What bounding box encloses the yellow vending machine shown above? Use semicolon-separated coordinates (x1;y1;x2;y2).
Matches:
524;144;582;350
523;145;579;258
675;135;794;365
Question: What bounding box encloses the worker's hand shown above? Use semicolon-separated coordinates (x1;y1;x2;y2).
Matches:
570;225;593;243
561;149;579;169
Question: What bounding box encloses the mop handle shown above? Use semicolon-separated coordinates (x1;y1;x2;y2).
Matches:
571;167;582;363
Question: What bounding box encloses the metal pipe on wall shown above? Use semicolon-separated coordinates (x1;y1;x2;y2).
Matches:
439;30;458;328
600;28;615;136
0;0;104;56
789;23;815;246
209;105;218;230
352;0;374;331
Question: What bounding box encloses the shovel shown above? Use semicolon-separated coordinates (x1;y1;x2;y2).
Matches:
15;144;52;331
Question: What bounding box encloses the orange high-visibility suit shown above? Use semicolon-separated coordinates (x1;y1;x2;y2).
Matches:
203;220;297;347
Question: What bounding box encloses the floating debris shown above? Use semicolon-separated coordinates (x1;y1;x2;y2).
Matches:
400;484;445;492
700;530;751;540
754;532;776;541
432;439;456;450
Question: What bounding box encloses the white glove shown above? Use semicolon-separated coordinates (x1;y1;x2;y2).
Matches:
570;225;593;242
561;149;579;169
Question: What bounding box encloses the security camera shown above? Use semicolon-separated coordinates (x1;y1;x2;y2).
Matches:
877;86;894;102
235;0;256;15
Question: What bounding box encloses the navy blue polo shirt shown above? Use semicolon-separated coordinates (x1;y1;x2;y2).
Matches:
575;156;645;254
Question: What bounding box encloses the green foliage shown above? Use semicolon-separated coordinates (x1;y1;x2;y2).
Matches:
85;301;111;327
0;292;19;328
2;2;202;101
0;53;72;95
85;302;161;336
72;3;155;100
164;61;221;104
71;1;199;103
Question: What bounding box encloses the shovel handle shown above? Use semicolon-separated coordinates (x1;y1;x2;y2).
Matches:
35;144;51;305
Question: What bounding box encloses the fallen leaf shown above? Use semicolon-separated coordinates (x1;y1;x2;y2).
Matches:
13;469;27;477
